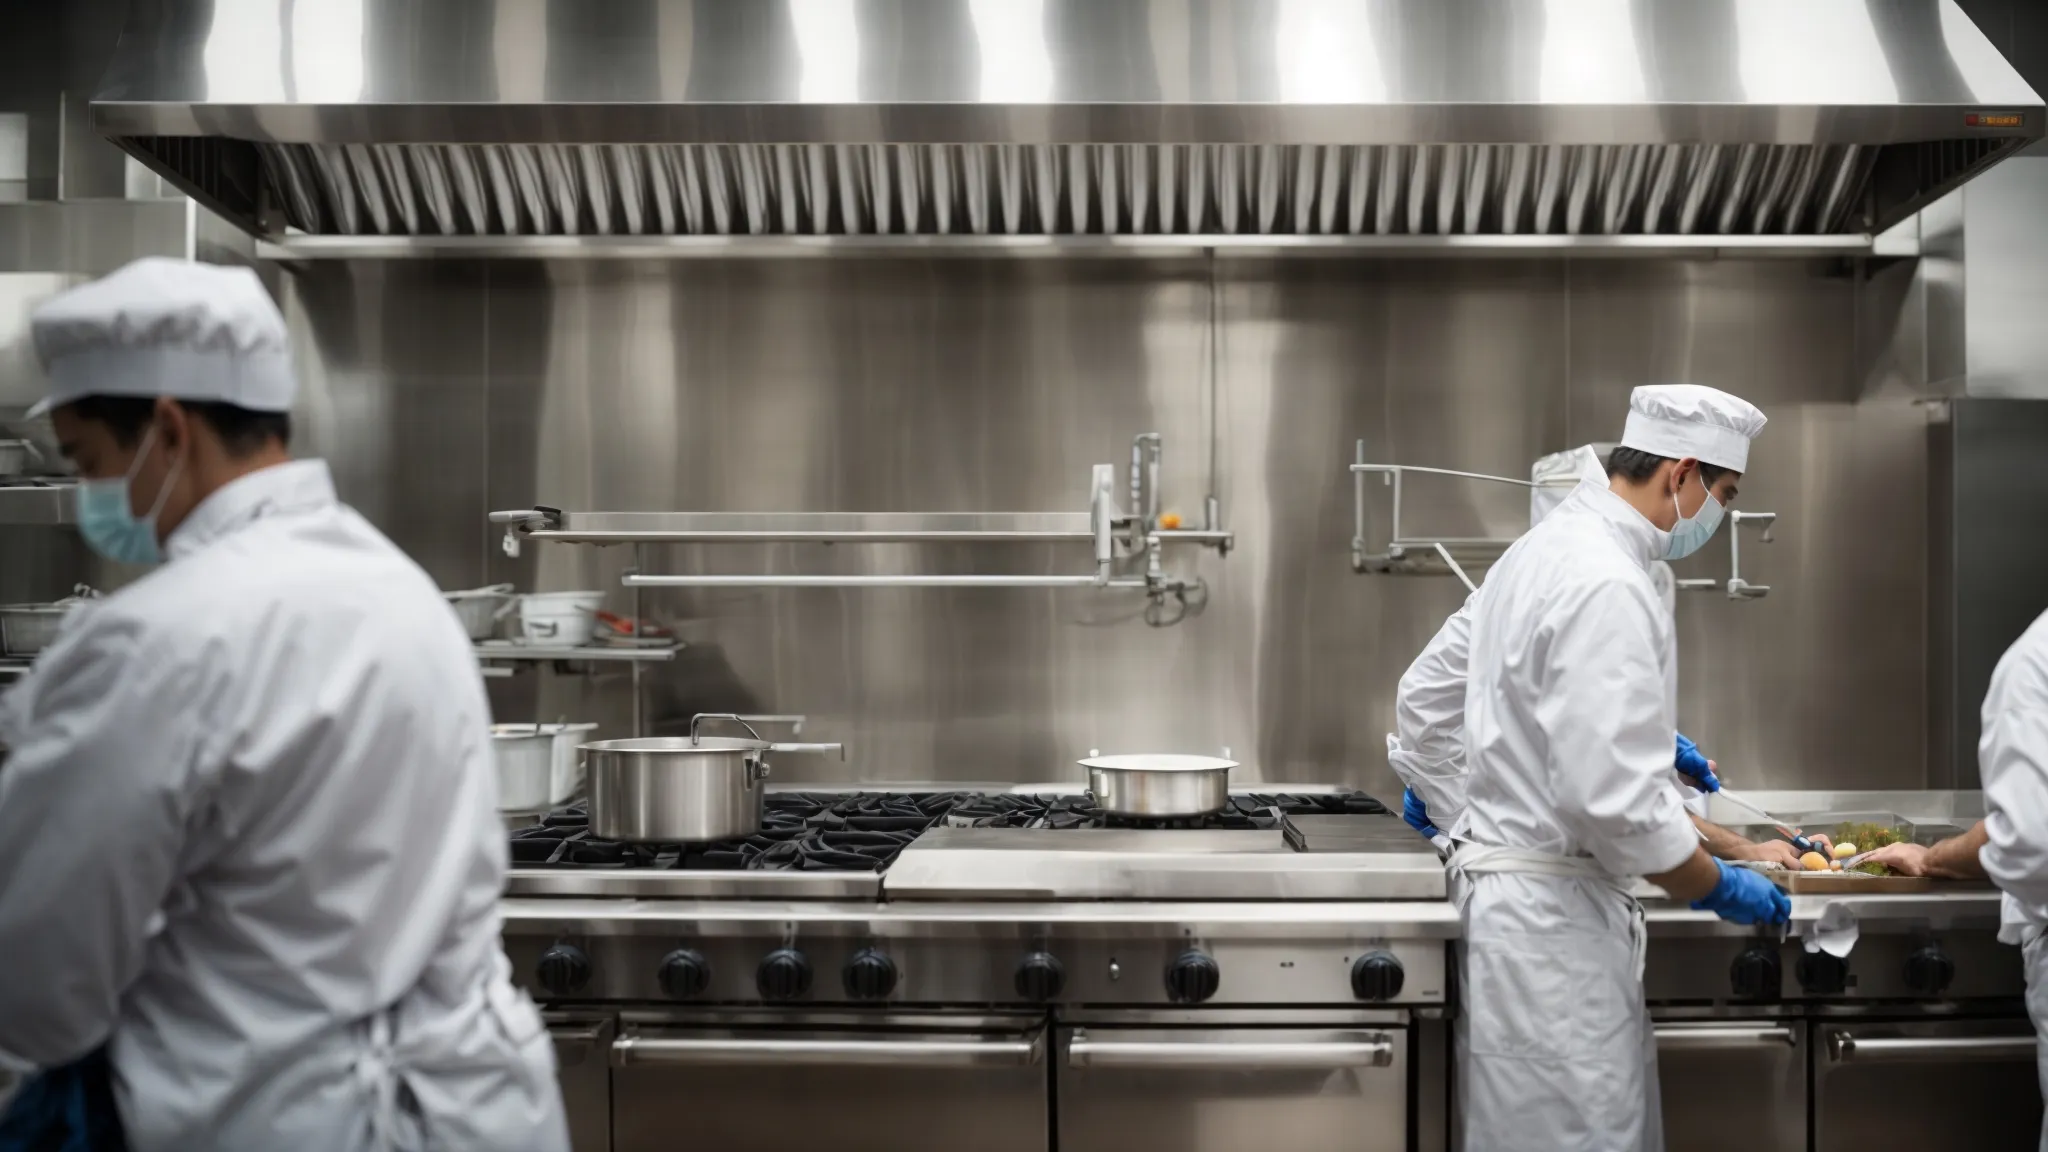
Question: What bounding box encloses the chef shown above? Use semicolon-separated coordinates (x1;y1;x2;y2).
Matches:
0;259;568;1151
1859;610;2048;1147
1451;385;1791;1152
1391;443;1815;870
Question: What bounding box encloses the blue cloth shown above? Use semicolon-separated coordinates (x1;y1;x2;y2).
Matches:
1691;858;1792;926
1401;787;1441;840
0;1048;126;1152
1674;732;1720;792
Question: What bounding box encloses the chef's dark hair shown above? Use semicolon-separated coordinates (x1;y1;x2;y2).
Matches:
62;395;291;457
1605;446;1733;486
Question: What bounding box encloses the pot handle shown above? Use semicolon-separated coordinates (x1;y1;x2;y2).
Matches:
691;713;764;744
767;742;846;760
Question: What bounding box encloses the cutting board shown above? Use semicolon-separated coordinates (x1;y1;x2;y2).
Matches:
1768;871;1934;894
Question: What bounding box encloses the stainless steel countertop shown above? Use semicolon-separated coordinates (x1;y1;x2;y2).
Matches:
884;825;1446;901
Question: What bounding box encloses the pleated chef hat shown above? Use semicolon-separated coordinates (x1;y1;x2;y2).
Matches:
27;257;294;418
1618;384;1767;473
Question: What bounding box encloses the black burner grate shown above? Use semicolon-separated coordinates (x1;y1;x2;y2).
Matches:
510;789;1389;873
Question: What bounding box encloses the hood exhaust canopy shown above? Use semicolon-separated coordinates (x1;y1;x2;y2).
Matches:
97;0;2042;246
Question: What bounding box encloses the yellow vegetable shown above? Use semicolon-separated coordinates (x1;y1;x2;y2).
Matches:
1832;842;1858;860
1800;851;1831;872
1830;859;1843;871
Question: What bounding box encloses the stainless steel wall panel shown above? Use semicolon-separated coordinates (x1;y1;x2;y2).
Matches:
279;255;1924;794
280;262;491;592
1564;261;1924;791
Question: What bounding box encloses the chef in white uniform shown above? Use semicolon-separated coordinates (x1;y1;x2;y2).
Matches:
1861;611;2048;1148
0;259;568;1151
1451;385;1791;1152
1390;444;1809;869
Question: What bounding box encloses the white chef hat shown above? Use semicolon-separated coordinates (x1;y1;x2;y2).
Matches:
27;257;294;419
1618;384;1767;473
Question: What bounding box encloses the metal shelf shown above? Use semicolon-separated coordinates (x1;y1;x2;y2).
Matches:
1349;447;1529;590
504;510;1231;548
0;484;76;527
475;642;682;663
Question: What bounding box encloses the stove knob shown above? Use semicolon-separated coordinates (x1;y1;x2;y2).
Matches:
658;948;712;1001
757;949;813;1002
1014;953;1066;1002
535;944;591;997
843;949;898;1001
1165;951;1220;1004
1350;952;1406;1002
1729;946;1782;1000
1796;950;1850;996
1904;944;1956;996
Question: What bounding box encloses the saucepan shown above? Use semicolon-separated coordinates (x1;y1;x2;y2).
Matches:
1082;752;1238;818
581;713;845;842
0;586;100;657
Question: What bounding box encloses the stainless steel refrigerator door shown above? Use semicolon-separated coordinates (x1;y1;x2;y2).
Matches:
1652;1020;1805;1152
1057;1026;1408;1152
1813;1017;2041;1151
609;1016;1048;1152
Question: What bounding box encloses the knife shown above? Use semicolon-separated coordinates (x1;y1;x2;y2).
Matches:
1716;787;1826;855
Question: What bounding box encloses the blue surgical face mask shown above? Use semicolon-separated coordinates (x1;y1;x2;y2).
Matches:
74;427;183;567
1663;469;1726;561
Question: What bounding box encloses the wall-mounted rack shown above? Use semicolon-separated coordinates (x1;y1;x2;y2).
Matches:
1349;440;1780;600
1349;442;1536;589
491;434;1229;628
473;641;684;680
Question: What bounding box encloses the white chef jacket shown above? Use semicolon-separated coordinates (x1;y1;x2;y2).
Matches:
0;460;566;1151
1388;469;1700;834
1979;608;2048;945
1452;480;1698;877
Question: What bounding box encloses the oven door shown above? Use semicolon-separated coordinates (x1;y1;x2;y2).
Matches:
545;1012;614;1152
1652;1020;1804;1152
608;1011;1047;1152
1056;1024;1409;1152
1813;1017;2041;1151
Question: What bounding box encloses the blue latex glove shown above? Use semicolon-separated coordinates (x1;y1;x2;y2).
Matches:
1691;858;1792;926
1401;787;1441;841
1674;732;1720;792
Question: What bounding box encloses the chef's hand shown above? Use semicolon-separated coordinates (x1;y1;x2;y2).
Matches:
1674;732;1720;792
1858;842;1934;877
1401;787;1441;841
1725;838;1805;869
1691;858;1792;926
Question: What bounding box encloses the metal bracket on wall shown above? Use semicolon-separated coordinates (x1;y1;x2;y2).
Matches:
489;435;1229;627
1348;441;1534;590
1674;510;1777;600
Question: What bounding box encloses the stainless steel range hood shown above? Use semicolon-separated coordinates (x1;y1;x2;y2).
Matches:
94;0;2043;250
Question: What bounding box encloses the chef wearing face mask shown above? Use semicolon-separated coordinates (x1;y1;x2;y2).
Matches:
0;259;567;1152
1392;444;1811;870
1451;385;1790;1152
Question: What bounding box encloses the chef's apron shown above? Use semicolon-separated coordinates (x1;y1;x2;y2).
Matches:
2023;930;2048;1152
1450;845;1662;1152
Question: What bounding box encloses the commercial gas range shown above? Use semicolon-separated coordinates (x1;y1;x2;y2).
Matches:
500;789;1453;1152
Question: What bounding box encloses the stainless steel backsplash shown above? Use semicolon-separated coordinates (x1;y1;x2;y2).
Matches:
276;256;1927;794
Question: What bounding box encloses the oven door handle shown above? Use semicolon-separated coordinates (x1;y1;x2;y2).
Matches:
1065;1032;1395;1069
611;1032;1045;1068
1653;1025;1798;1050
1826;1032;2038;1064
